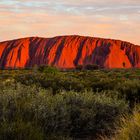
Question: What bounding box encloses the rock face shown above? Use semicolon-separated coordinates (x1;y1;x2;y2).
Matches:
0;35;140;69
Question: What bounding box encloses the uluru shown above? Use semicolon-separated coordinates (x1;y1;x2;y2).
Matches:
0;35;140;69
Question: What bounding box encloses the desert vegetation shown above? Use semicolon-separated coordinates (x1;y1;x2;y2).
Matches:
0;66;140;139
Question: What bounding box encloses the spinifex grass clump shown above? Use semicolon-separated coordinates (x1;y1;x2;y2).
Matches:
113;107;140;140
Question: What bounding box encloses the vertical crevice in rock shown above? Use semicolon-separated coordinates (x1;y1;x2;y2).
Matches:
51;37;66;66
73;38;87;66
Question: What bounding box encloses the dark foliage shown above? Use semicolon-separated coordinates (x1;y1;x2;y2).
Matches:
0;67;140;139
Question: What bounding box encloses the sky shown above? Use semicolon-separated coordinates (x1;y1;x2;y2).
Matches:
0;0;140;45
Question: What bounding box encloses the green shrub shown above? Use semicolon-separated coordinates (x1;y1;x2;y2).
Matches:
84;64;99;70
90;78;117;92
0;120;44;140
116;80;140;107
28;90;128;138
0;83;128;139
38;65;59;75
76;65;83;71
14;73;39;85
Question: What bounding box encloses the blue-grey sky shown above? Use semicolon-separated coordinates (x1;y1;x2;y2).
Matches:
0;0;140;44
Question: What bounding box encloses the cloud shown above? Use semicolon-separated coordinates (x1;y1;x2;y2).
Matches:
0;0;140;44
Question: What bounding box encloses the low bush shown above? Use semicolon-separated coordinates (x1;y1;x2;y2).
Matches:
84;64;99;70
76;65;83;71
116;80;140;107
0;120;44;140
38;65;59;75
91;78;117;92
0;83;128;139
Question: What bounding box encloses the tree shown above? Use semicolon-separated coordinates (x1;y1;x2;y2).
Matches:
76;65;83;71
38;65;59;75
84;64;99;70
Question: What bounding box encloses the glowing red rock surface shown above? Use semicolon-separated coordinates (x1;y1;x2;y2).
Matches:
0;35;140;69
